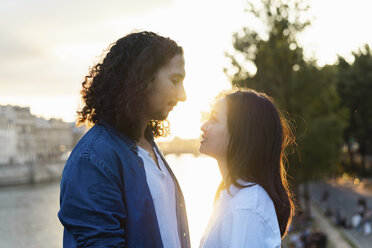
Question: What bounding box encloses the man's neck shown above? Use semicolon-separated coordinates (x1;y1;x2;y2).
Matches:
137;136;152;150
137;120;153;150
137;121;161;168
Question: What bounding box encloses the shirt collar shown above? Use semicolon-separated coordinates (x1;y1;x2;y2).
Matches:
227;179;256;196
97;119;138;153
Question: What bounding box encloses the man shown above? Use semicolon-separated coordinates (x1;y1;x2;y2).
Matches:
58;31;190;248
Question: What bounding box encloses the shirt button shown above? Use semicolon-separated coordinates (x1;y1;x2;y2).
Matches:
183;232;186;238
180;202;183;208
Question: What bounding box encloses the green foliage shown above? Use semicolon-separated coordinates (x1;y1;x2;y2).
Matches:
337;45;372;173
289;65;348;182
226;0;347;183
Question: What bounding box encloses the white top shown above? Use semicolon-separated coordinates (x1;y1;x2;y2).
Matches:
137;146;181;248
200;181;281;248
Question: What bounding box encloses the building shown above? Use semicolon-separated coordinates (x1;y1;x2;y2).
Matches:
0;105;78;165
0;105;36;164
0;115;16;165
34;118;74;162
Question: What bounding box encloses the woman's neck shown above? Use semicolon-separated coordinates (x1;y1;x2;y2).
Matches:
217;158;228;185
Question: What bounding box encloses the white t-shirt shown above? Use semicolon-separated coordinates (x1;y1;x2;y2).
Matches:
137;146;181;248
200;181;281;248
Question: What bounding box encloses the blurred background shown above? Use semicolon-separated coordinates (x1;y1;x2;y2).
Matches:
1;0;372;247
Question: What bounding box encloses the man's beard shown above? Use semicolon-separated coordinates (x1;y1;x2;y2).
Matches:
152;109;169;121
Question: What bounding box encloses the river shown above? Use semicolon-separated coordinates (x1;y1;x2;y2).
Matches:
0;154;221;248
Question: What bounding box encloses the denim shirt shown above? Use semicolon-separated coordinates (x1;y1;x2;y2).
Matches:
58;121;190;248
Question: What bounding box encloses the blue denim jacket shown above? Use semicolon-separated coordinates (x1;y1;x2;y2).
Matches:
58;122;190;248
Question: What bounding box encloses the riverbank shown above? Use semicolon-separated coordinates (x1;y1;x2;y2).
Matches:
0;163;64;187
310;181;372;247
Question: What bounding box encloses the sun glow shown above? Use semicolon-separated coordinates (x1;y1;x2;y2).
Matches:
0;0;242;139
166;154;221;247
2;0;372;139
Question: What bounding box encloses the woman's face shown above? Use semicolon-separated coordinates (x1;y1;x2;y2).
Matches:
199;98;230;161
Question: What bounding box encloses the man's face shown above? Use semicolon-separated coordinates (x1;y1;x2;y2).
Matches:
146;54;186;120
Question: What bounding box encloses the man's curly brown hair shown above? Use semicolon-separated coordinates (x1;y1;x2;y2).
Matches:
77;31;183;141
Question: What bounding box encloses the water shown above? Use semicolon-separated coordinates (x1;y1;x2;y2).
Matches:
0;154;221;248
0;182;62;248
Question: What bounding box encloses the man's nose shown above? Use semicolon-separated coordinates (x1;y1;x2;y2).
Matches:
177;84;186;102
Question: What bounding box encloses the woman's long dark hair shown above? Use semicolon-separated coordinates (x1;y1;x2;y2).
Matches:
77;31;183;141
224;89;295;238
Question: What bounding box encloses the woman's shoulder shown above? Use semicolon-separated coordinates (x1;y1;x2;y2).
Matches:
227;182;277;225
226;182;281;237
228;183;272;211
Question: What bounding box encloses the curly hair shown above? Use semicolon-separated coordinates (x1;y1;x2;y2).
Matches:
77;31;183;141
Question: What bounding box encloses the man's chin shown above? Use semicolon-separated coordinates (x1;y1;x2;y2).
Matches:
152;111;169;121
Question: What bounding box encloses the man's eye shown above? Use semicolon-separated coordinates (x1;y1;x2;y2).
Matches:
172;76;183;84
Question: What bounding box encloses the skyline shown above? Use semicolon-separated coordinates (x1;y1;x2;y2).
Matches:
1;0;372;138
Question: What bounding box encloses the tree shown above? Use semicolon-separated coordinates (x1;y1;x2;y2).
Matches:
337;45;372;175
225;0;347;200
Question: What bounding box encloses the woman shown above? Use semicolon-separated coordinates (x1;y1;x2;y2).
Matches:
199;89;294;248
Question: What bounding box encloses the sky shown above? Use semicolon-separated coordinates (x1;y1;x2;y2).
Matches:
1;0;372;139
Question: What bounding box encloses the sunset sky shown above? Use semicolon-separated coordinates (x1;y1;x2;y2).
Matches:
1;0;372;139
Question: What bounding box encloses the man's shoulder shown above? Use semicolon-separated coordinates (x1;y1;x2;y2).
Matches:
70;124;134;163
61;124;140;192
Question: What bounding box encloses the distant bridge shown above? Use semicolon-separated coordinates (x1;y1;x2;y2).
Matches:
157;138;201;156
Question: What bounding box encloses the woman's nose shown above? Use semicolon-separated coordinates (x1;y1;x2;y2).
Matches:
201;121;208;132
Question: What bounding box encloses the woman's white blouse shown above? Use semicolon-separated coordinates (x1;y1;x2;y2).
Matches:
199;181;281;248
